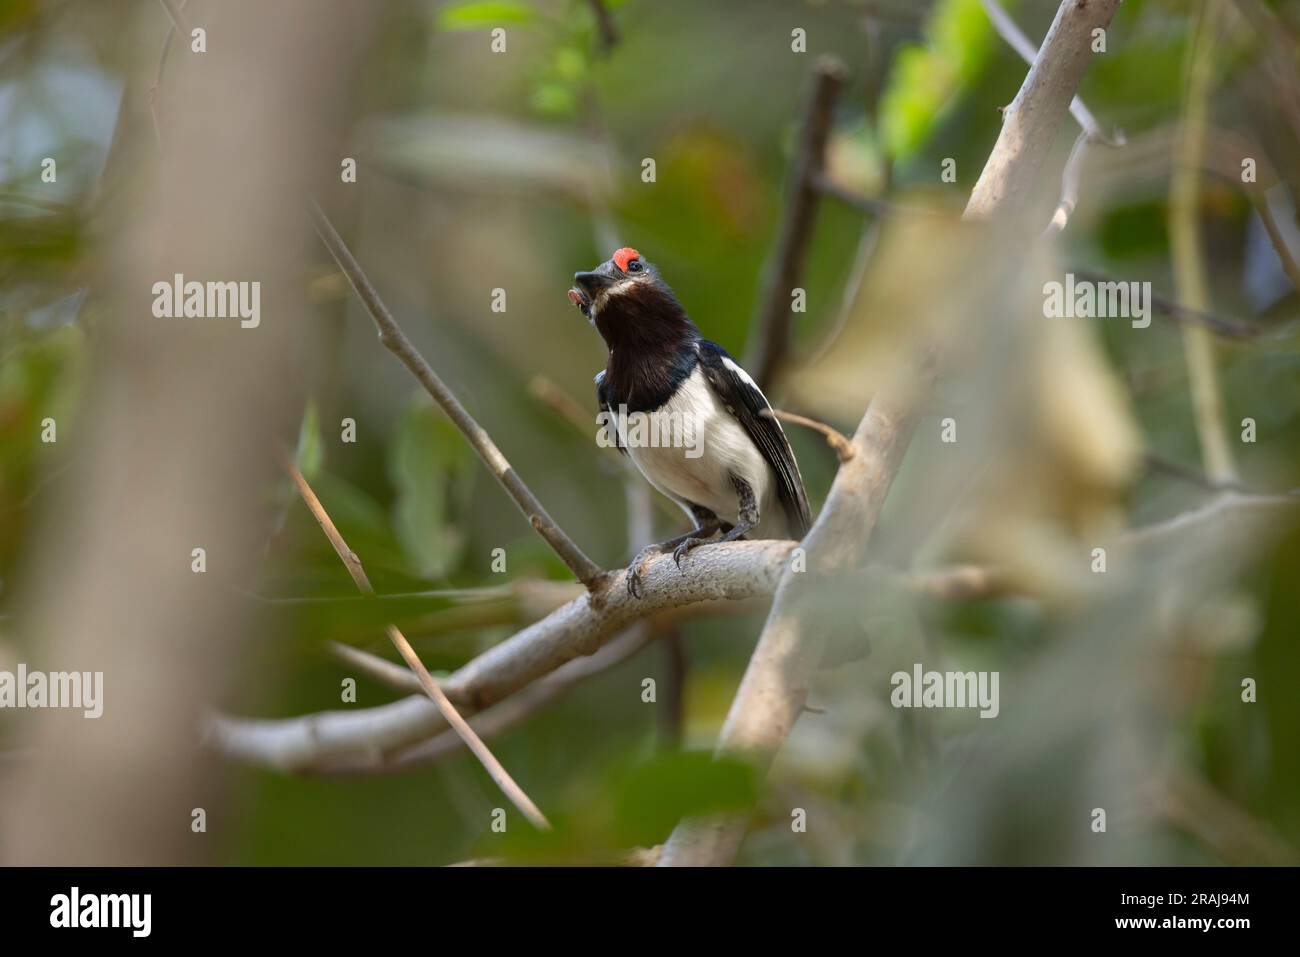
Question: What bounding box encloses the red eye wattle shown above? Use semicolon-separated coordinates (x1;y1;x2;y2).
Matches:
613;247;641;272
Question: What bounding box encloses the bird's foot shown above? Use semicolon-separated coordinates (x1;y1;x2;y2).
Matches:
625;544;663;599
671;536;711;571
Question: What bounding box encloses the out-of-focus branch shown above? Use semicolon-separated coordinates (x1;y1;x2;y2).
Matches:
1043;130;1091;236
308;202;605;589
1170;0;1237;486
1072;269;1279;341
284;460;551;830
659;0;1125;868
745;57;847;390
586;0;619;54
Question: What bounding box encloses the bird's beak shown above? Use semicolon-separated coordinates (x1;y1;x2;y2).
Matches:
573;270;615;298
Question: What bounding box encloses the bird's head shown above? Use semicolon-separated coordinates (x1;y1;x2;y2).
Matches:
568;247;695;348
567;247;655;319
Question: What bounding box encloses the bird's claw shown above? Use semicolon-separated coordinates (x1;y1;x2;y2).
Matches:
625;545;662;599
672;538;705;571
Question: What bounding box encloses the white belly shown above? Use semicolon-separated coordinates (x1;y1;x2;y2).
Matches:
616;368;785;537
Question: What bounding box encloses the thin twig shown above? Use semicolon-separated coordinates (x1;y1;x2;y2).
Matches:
764;408;855;462
1042;130;1091;236
283;457;552;830
329;641;422;694
1249;188;1300;292
1071;269;1275;341
744;57;847;389
157;0;188;34
811;173;956;219
308;202;605;589
148;0;189;151
1170;0;1237;485
1142;452;1247;493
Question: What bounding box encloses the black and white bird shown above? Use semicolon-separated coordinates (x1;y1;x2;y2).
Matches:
568;247;811;596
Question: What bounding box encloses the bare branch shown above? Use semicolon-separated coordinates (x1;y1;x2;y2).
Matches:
308;202;605;588
764;408;855;462
980;0;1122;146
1042;130;1091;236
331;627;657;772
745;57;847;389
328;641;421;694
205;539;797;771
283;459;552;830
156;0;188;34
965;0;1124;220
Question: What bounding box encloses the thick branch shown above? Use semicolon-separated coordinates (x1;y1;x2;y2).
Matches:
205;539;795;771
308;202;605;588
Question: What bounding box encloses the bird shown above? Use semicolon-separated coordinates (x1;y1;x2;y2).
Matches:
568;247;811;597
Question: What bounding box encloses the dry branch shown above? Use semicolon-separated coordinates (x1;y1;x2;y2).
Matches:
206;539;797;771
284;460;551;829
309;202;605;588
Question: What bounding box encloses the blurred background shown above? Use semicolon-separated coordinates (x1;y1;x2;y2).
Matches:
0;0;1298;865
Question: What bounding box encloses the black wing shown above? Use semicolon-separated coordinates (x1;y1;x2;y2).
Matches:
696;340;811;536
594;370;627;456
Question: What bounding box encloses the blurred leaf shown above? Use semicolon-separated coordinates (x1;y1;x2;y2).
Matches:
436;1;537;30
388;401;473;579
294;398;324;481
366;111;610;199
879;0;999;161
610;752;758;847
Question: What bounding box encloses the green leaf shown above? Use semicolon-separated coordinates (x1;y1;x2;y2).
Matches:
611;752;758;847
879;0;1000;161
437;1;537;30
388;400;473;579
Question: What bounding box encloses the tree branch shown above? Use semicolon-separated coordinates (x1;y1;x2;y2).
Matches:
308;201;606;588
284;459;551;829
980;0;1122;146
205;539;797;771
965;0;1124;220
